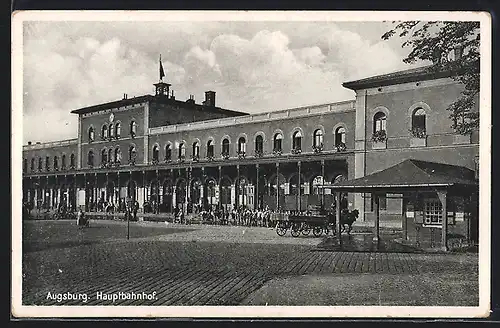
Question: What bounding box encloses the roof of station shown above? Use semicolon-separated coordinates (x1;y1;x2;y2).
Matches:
328;159;477;192
70;94;248;116
342;64;456;90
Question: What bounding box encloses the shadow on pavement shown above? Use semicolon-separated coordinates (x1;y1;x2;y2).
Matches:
315;233;424;253
22;220;195;253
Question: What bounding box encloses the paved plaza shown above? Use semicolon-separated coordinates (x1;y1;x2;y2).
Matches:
22;219;479;306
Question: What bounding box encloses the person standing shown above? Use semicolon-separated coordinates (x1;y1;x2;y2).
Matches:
76;208;83;226
133;200;139;221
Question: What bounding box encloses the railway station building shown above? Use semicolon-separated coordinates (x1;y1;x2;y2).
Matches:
21;62;480;249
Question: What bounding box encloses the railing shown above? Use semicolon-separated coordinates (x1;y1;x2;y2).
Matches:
149;100;355;135
23;138;78;150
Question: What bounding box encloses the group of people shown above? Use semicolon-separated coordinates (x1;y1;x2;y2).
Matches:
196;205;276;227
87;198;140;220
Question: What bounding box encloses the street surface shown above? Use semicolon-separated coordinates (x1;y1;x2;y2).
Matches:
21;219;478;306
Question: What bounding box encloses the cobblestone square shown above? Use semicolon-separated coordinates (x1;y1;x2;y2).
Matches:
22;219;479;307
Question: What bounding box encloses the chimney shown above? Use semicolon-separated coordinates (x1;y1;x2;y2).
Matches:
204;91;216;107
453;45;463;61
170;90;175;100
123;93;128;100
27;141;32;145
186;95;195;104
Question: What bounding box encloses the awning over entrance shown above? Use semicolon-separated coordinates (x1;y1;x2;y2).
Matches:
327;159;477;193
326;159;478;252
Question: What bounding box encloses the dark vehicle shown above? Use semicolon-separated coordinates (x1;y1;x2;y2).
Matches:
275;208;335;238
275;206;359;237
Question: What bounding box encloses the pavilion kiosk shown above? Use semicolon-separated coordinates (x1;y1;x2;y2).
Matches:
328;159;479;251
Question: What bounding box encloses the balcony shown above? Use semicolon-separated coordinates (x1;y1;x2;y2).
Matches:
409;127;427;147
312;143;324;154
335;142;347;152
178;155;186;163
273;149;282;157
237;151;246;159
254;149;264;158
291;148;302;155
221;152;230;160
191;154;200;163
371;130;387;150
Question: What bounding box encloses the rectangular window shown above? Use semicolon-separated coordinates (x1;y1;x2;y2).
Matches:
424;199;443;225
370;194;387;211
379;195;387;211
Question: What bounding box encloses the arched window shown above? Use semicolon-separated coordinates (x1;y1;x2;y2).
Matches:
165;144;172;161
30;158;35;172
87;151;94;167
312;176;324;195
152;144;159;162
273;133;283;152
109;123;114;138
53;156;59;171
38;157;43;171
129;145;137;165
192;142;200;158
61;154;67;170
373;112;387;133
108;148;113;164
23;158;27;173
292;131;302;152
207;140;214;158
222;138;230;156
70;153;75;168
101;148;108;164
335;127;346;147
179;143;186;159
101;125;108;139
289;174;305;196
115;122;121;138
130;121;137;136
373;112;387;142
115;147;122;163
255;135;264;155
45;156;50;171
411;107;427;138
313;129;323;148
270;175;285;196
88;126;95;142
238;137;246;154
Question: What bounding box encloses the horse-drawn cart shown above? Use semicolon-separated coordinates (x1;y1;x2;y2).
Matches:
274;208;359;238
275;213;335;237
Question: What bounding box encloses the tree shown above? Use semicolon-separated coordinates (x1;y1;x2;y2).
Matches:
382;21;480;135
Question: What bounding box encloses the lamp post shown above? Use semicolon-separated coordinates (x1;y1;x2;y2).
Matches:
126;196;131;240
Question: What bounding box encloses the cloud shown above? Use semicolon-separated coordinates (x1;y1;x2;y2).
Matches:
21;21;413;143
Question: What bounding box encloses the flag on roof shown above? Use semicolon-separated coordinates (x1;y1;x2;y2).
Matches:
159;55;165;81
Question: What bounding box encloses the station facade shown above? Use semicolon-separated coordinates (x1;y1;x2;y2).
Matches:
22;64;479;229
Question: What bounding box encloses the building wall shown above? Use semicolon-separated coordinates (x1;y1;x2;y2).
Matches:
148;100;245;129
147;110;356;162
352;77;479;223
80;104;147;168
363;79;479;173
23;143;78;174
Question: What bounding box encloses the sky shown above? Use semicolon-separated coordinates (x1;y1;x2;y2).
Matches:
21;20;424;144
